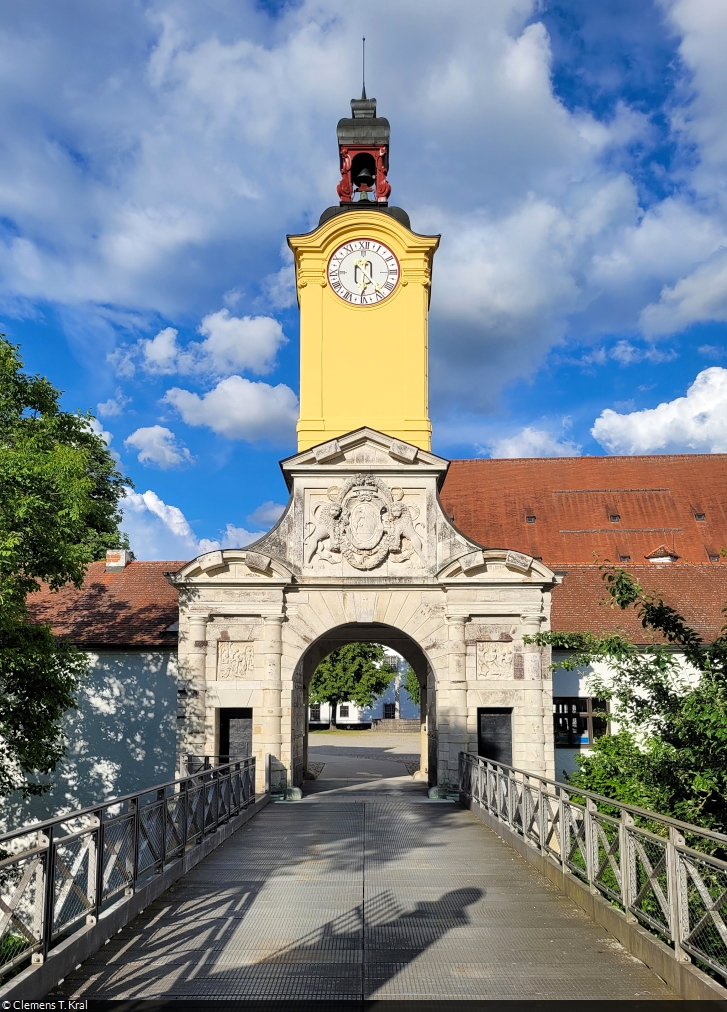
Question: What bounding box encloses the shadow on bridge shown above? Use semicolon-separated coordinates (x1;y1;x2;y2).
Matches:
90;885;482;999
53;801;480;1000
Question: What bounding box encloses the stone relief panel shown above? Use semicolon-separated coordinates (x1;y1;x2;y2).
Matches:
476;641;514;679
303;473;426;572
217;642;255;680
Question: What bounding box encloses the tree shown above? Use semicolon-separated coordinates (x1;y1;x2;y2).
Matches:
531;567;727;833
0;338;131;797
402;663;421;707
309;642;389;724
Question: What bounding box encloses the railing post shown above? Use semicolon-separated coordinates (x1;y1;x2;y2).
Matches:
585;798;598;893
90;808;104;924
214;768;220;830
621;810;636;921
156;788;165;871
182;779;189;852
36;825;55;964
558;787;568;871
131;796;141;884
667;825;691;963
538;780;546;855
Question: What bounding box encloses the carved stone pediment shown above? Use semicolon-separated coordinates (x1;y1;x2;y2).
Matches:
280;427;449;481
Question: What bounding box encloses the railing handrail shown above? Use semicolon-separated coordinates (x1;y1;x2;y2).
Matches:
460;751;727;845
459;751;727;983
0;756;254;845
0;755;257;984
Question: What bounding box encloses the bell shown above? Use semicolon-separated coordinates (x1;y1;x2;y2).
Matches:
354;165;375;188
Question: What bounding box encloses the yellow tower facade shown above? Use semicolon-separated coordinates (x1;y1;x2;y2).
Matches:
289;93;439;452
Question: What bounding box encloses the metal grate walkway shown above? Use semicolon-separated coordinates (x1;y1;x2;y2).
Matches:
53;790;676;1000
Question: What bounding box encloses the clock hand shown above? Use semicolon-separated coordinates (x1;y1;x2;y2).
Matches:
354;258;382;293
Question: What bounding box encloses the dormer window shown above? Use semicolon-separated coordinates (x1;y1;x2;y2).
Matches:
695;513;706;521
709;554;719;563
526;515;536;524
609;514;621;523
619;555;631;562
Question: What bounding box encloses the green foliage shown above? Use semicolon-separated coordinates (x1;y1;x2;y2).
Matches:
402;663;420;706
309;642;389;719
532;566;727;833
0;338;132;796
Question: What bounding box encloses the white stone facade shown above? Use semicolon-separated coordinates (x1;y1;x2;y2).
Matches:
170;429;556;790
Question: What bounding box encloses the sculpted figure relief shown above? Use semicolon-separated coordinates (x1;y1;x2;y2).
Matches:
304;474;425;570
218;642;255;680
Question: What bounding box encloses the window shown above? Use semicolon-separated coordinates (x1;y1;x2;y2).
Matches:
695;513;706;521
526;515;536;524
309;704;321;721
609;514;621;523
553;697;608;747
383;703;396;719
339;705;349;718
709;554;719;563
619;555;631;562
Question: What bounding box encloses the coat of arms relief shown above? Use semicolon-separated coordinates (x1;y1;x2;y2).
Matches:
304;473;425;571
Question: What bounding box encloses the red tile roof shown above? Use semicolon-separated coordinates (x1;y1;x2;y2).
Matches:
440;454;727;567
28;561;186;648
551;565;727;643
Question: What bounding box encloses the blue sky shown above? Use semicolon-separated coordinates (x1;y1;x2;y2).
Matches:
3;0;727;558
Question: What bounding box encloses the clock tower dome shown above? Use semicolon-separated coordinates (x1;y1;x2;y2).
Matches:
289;92;439;452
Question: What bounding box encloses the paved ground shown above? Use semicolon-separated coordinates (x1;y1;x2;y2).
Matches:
52;733;676;1000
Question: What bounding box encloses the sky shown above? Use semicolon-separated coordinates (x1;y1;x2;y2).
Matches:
3;0;727;559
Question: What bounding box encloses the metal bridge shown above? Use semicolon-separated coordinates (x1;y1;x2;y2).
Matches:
2;735;726;1002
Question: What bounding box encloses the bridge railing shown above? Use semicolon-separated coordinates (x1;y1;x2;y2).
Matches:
459;751;727;982
0;756;255;981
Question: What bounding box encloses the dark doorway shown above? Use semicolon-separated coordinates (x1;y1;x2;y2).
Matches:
219;707;253;761
477;708;512;766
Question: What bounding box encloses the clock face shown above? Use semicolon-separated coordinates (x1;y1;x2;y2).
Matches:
327;239;400;305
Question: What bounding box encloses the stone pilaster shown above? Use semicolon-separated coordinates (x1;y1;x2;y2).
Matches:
259;615;284;790
440;615;468;785
519;612;546;774
183;614;208;761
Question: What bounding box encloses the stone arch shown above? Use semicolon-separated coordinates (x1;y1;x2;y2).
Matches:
289;620;437;788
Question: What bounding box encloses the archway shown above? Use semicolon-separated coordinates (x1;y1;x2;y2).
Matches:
291;622;436;788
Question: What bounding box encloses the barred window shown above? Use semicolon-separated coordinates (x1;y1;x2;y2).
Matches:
383;703;396;719
309;705;321;721
339;705;349;718
553;697;608;747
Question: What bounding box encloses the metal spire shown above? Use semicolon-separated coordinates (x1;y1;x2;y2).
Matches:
361;37;366;100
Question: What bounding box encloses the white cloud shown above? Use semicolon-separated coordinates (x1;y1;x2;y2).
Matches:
246;500;285;526
97;388;131;417
121;489;204;559
124;425;194;469
121;488;264;560
140;327;181;375
163;375;298;443
485;426;582;458
591;366;727;453
110;313;286;379
218;524;260;549
194;310;285;375
640;249;727;336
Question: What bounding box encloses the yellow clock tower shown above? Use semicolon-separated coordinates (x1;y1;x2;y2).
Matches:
289;91;439;452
